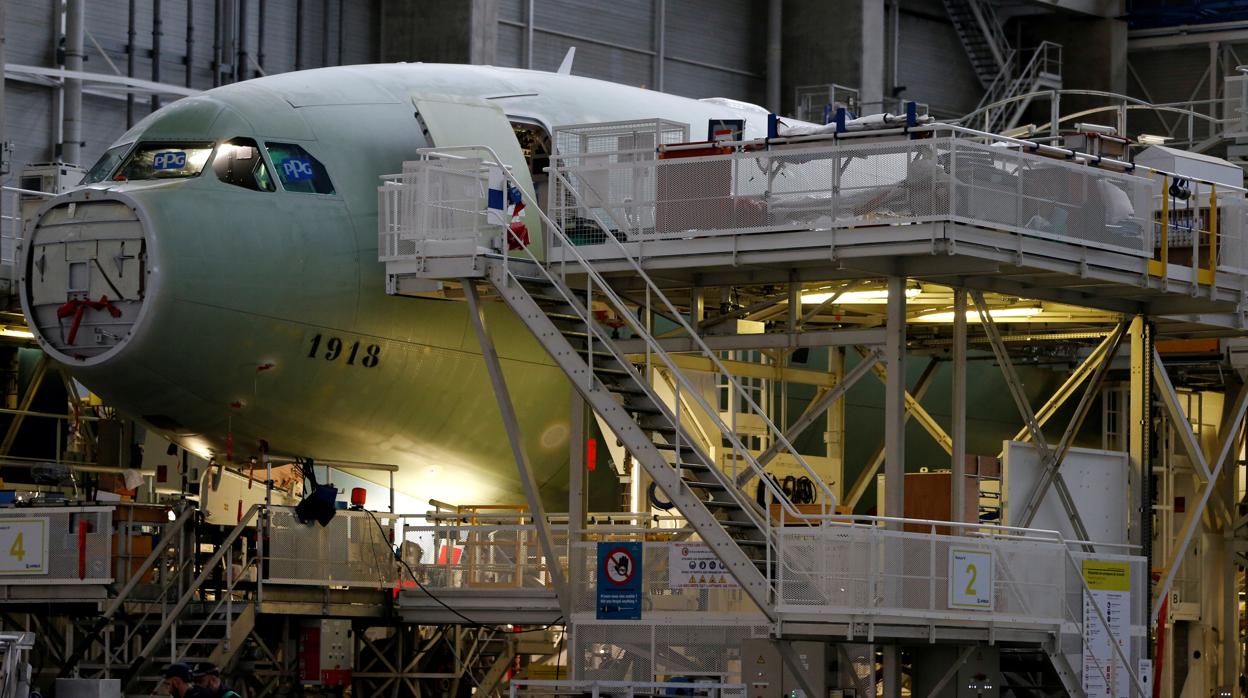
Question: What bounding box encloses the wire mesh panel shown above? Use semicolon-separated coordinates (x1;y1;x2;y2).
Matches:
572;620;768;688
552;120;689;248
0;506;112;584
775;525;1068;627
400;523;567;591
948;140;1154;256
567;537;768;686
1217;197;1248;273
378;157;490;261
265;507;399;588
549;133;1158;259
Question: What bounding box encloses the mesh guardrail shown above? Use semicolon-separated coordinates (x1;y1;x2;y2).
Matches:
774;525;1068;627
378;157;490;261
400;522;567;592
551;137;1157;259
0;506;112;584
265;507;399;588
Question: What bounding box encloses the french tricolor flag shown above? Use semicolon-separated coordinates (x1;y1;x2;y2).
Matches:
487;167;508;225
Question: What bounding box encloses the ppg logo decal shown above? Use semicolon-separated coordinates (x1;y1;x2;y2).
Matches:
152;151;187;170
281;158;315;181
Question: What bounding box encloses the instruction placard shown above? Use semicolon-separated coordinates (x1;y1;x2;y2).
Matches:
669;542;738;589
0;518;48;574
948;548;994;610
1082;560;1131;698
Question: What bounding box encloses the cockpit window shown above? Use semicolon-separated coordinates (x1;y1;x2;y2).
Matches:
82;144;132;184
264;142;336;195
212;138;275;192
113;142;214;181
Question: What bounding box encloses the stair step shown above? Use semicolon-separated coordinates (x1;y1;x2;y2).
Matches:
684;479;726;492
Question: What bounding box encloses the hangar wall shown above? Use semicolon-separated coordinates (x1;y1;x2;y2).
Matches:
4;1;377;178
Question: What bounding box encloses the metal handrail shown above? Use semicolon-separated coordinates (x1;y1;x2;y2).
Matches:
121;504;261;687
57;507;195;678
101;507;194;618
410;147;828;528
545;164;837;513
172;554;256;664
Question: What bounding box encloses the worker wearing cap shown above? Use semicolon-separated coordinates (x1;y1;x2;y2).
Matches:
191;663;240;698
161;663;195;698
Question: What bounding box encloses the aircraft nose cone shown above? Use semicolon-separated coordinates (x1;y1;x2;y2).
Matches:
20;193;152;364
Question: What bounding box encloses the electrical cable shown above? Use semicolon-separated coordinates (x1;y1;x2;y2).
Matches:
360;507;562;633
792;476;815;505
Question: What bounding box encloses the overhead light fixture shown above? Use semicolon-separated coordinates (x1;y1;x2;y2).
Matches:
1138;134;1171;146
914;307;1043;323
801;287;921;305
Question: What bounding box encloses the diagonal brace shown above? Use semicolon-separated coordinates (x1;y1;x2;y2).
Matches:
859;346;953;454
1016;320;1128;529
463;281;567;608
1152;348;1234;528
971;292;1093;542
844;357;943;509
1151;379;1248;620
735;349;880;489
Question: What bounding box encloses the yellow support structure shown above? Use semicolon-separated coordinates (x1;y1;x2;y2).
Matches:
1196;184;1218;287
1148;174;1169;278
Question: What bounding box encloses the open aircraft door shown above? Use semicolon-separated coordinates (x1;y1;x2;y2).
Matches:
412;94;544;259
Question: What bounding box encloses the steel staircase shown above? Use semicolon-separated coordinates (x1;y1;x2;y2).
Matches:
942;0;1010;89
943;0;1063;134
395;146;844;619
488;264;777;614
115;506;262;691
975;41;1064;134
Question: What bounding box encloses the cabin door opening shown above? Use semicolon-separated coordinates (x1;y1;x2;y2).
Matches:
410;94;544;259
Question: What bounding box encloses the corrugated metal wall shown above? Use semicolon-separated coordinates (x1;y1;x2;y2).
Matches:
3;0;377;185
495;0;767;104
896;0;982;118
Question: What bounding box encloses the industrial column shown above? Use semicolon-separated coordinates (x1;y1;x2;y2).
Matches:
883;275;907;698
63;0;85;165
951;289;967;524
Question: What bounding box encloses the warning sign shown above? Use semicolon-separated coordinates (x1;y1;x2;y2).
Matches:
668;542;739;589
597;542;642;620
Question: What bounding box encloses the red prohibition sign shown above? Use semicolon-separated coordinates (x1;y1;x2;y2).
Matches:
603;547;635;585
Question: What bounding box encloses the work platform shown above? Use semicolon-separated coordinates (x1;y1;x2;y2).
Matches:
383;121;1248;335
376;118;1178;696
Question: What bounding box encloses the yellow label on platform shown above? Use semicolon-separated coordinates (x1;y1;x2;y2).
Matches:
525;665;566;680
1082;560;1130;591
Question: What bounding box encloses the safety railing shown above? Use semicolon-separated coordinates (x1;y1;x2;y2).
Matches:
385;148;838;577
0;506;113;584
767;512;1148;697
976;41;1063;134
1145;172;1248;282
264;506;400;588
510;680;745;697
379;157;493;262
549;129;1156;261
397;516;568;593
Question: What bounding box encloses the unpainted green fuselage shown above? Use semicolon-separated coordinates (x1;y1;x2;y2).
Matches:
23;64;771;505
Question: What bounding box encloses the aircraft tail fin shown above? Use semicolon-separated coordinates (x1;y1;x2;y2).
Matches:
557;47;576;75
